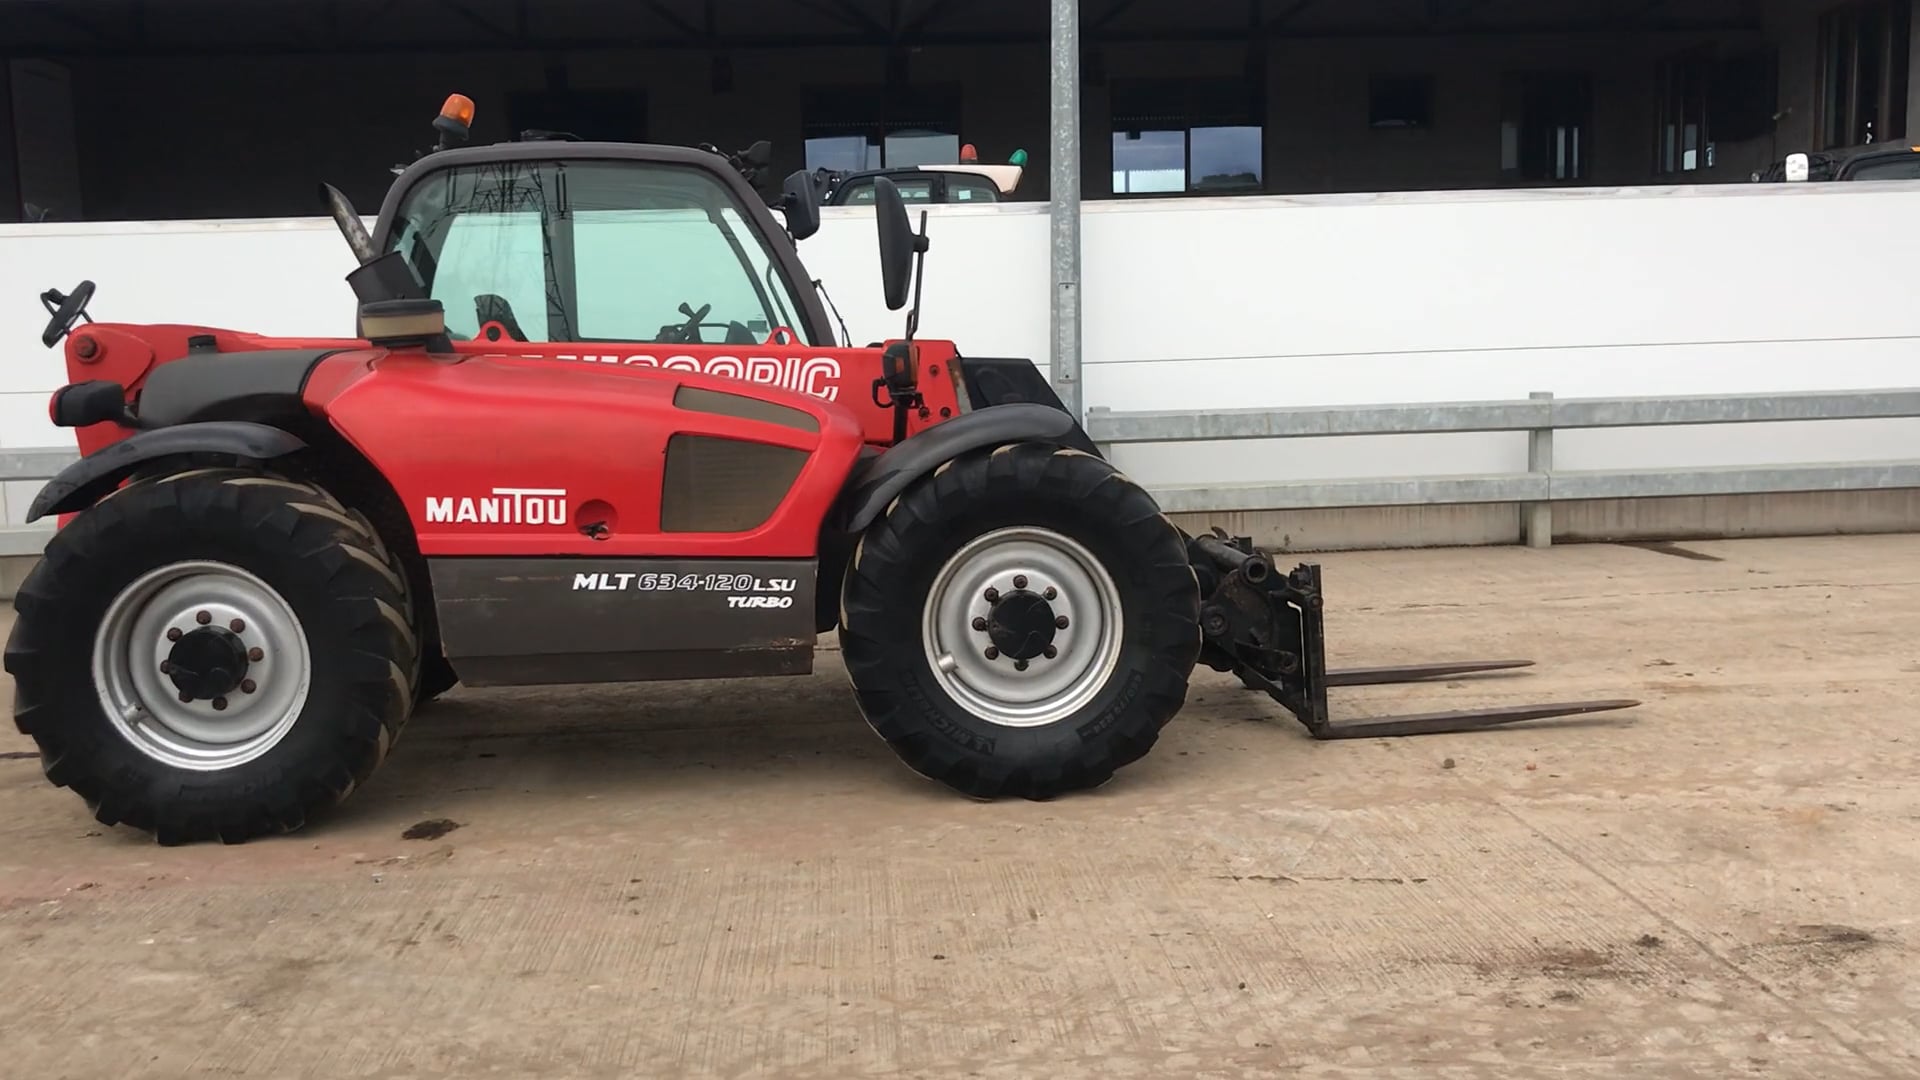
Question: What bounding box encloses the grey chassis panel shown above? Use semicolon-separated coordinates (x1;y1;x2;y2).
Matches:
428;557;819;687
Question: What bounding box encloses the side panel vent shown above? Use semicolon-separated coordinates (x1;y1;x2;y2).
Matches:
673;386;820;433
661;435;809;533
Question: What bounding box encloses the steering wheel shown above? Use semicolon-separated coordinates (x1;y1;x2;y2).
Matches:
657;301;713;344
39;280;97;349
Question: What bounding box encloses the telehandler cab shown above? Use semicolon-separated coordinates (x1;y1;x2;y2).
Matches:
10;94;1637;844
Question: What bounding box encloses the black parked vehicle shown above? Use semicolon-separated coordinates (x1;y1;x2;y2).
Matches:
1752;140;1920;183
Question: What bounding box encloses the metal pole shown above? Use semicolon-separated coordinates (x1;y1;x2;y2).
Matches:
1048;0;1083;421
1525;390;1554;549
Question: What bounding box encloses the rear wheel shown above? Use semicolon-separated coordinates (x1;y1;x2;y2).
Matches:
838;442;1201;799
4;467;417;844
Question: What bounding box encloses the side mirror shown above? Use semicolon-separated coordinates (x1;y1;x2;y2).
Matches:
1785;152;1811;182
744;140;773;168
873;176;927;312
779;169;823;241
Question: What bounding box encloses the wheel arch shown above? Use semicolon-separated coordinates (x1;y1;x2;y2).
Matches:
28;421;308;523
828;403;1101;538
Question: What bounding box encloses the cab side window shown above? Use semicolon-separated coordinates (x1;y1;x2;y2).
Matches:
386;159;807;345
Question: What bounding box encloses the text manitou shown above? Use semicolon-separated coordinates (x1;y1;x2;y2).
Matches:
425;488;569;526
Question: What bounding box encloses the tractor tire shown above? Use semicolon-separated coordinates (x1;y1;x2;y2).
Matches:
837;442;1202;800
3;467;418;845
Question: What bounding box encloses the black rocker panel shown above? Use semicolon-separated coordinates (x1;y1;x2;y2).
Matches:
428;557;818;686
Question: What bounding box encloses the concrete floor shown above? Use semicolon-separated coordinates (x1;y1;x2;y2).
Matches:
1;534;1917;1079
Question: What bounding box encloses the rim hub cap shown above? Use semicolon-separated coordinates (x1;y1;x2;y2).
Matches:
166;627;250;700
985;590;1058;661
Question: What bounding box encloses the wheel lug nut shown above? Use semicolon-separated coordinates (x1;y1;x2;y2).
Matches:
1013;574;1028;589
229;618;246;633
248;647;264;662
178;691;193;703
195;610;211;625
1014;659;1029;671
212;697;228;711
1055;616;1070;629
240;679;257;694
1043;587;1056;600
159;660;173;674
1044;645;1058;659
984;587;999;603
984;646;999;660
166;628;183;642
972;616;988;632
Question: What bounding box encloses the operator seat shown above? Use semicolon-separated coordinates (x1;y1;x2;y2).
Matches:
474;294;529;342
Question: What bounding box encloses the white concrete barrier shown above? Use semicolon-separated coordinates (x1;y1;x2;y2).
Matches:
4;180;1919;531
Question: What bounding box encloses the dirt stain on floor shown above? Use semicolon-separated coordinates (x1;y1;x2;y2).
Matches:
401;818;462;841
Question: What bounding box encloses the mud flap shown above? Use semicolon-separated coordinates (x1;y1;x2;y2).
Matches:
1190;533;1640;740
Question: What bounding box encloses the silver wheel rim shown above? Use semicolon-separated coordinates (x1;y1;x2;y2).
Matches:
92;560;312;772
920;526;1125;728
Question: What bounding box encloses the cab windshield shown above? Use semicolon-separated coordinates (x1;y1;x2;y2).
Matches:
385;158;813;346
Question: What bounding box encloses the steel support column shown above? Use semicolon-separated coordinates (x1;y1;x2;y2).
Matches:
1048;0;1083;421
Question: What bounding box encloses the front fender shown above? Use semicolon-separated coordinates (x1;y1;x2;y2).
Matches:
27;421;307;523
831;402;1100;536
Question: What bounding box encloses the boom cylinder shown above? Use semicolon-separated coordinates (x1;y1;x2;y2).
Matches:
1192;534;1272;583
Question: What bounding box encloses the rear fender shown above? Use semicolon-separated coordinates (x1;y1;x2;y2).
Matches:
26;421;305;523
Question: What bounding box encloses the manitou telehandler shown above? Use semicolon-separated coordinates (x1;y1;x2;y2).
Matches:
10;94;1637;844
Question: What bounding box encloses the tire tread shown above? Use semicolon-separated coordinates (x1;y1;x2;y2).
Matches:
838;442;1200;801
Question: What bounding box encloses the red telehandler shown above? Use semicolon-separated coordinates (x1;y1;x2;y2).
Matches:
8;95;1637;844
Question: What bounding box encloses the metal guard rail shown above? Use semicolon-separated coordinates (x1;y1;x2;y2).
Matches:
1085;387;1920;547
0;387;1913;556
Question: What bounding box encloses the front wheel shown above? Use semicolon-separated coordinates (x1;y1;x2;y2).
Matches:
837;442;1202;799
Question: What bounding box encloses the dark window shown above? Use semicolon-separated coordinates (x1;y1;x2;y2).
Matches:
1111;78;1264;196
1846;153;1920;179
505;89;647;142
385;159;807;346
802;84;963;173
1819;0;1912;149
838;176;937;204
945;175;1003;202
1654;52;1713;174
1370;75;1435;129
1501;72;1593;182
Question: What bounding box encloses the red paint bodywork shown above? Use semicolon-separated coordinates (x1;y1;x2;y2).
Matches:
57;325;970;559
